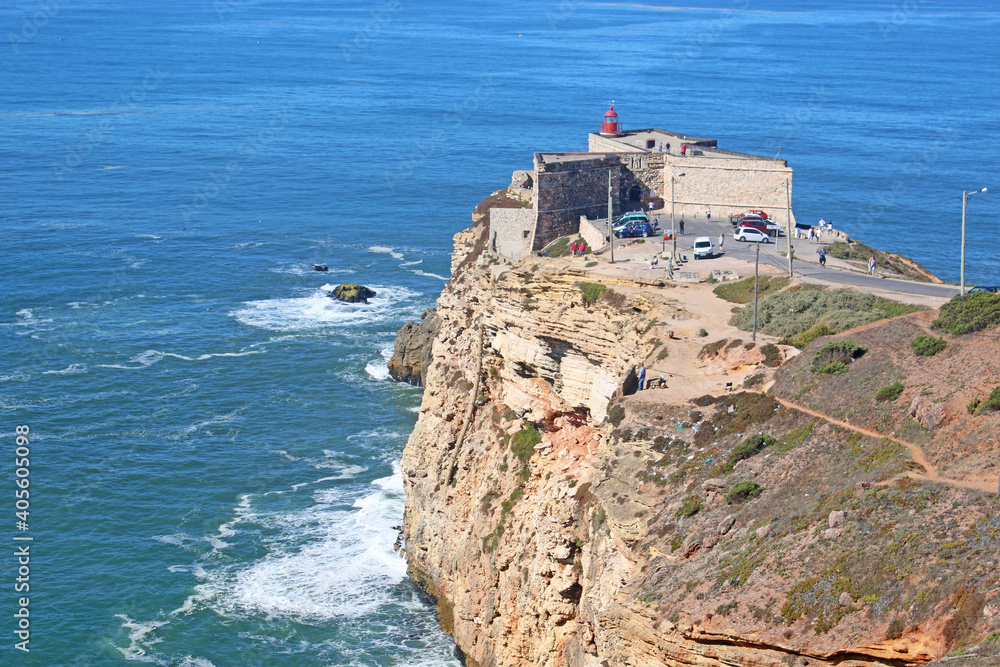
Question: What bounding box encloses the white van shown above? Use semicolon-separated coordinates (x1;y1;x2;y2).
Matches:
693;236;714;259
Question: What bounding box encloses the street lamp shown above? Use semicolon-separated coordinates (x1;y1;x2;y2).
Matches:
670;172;686;266
961;187;988;295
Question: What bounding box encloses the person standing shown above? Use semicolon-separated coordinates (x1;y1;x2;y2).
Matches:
681;144;687;156
637;365;646;391
679;218;685;235
718;233;724;248
579;242;586;256
807;227;814;243
867;256;876;276
706;207;712;221
571;242;578;256
816;228;822;244
817;246;826;266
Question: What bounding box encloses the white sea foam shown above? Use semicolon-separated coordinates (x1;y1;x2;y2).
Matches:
98;348;262;370
113;614;167;663
231;286;419;331
43;363;87;375
401;259;423;266
410;269;449;281
368;245;405;260
136;233;161;239
176;657;215;667
194;465;408;623
365;360;390;380
231;241;263;248
16;309;32;319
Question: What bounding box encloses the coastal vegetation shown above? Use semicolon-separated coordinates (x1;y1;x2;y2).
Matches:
730;288;922;341
811;340;866;375
932;292;1000;334
825;240;936;282
911;334;947;356
713;276;789;304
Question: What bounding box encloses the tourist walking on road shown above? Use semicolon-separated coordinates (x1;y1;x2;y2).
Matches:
706;207;711;221
816;228;822;244
718;233;724;248
867;256;876;276
807;228;814;243
817;246;826;267
637;365;646;391
679;219;685;235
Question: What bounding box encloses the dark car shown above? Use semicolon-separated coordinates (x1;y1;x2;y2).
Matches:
734;218;778;236
615;221;654;238
969;286;1000;293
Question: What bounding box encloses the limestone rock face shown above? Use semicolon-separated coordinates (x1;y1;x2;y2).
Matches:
399;212;983;667
331;283;376;303
388;308;441;386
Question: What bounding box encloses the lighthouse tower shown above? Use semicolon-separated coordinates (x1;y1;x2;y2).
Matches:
599;103;623;136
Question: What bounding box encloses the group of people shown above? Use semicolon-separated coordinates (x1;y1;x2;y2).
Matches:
569;241;587;256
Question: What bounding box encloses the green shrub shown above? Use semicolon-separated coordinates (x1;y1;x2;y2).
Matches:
713;276;790;304
811;341;866;373
876;381;904;402
726;481;764;504
675;495;703;519
579;282;607;307
781;322;832;348
967;397;981;415
742;373;764;388
510;421;542;464
977;386;1000;414
585;261;597;267
911;335;946;356
606;402;625;427
815;361;849;376
725;434;776;471
760;343;782;367
698;328;708;337
932;292;1000;334
730;289;918;340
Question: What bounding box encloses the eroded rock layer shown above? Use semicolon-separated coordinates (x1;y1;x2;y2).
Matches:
400;201;1000;667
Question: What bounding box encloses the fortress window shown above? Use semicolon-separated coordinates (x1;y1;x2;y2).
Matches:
646;139;656;149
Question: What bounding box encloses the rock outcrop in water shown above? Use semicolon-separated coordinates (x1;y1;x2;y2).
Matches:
330;283;376;303
388;308;441;386
397;192;1000;667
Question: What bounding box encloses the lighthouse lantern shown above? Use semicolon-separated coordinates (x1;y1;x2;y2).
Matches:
599;103;622;136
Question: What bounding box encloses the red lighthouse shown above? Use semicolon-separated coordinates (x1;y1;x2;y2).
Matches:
599;103;622;136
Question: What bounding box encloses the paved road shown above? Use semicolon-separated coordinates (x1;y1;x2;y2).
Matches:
651;213;961;300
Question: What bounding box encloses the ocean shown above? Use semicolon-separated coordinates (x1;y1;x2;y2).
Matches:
1;1;997;664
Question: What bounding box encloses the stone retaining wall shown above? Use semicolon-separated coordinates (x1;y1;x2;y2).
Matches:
489;207;535;261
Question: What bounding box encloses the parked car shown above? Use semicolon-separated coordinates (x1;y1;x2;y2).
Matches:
747;209;770;219
612;212;649;233
734;226;771;243
615;221;655;238
734;216;780;234
692;237;714;259
969;285;1000;293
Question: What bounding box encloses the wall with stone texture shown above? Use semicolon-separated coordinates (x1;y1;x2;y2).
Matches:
489;207;535;261
579;215;608;253
533;155;623;250
662;154;793;225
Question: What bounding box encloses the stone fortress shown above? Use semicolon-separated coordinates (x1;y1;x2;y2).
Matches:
491;105;795;260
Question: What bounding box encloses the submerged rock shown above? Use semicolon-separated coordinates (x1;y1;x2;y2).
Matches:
331;283;376;303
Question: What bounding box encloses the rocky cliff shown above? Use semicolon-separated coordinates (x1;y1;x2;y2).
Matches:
400;195;1000;667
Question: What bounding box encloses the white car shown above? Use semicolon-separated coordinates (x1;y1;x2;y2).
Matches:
734;226;771;243
692;237;714;259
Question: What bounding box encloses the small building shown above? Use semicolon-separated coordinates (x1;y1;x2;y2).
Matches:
489;106;794;258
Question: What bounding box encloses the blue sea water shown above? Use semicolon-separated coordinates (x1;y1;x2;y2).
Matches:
1;1;997;665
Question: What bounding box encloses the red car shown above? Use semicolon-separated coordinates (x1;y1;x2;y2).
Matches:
747;209;769;220
735;217;780;236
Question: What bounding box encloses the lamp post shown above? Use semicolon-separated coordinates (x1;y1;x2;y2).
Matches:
670;172;685;265
961;187;988;295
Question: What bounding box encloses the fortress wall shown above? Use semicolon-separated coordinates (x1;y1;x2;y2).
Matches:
489;207;535;261
617;153;664;210
579;215;608;252
533;155;622;250
588;134;643;153
663;155;793;225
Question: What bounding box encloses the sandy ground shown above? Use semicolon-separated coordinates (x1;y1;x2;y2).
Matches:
540;235;950;405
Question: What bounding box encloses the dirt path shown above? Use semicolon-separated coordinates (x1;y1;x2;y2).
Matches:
774;397;998;494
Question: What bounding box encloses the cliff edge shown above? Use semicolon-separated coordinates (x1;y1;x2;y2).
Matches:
400;195;1000;667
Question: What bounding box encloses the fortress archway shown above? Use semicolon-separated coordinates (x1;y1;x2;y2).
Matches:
628;184;642;209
